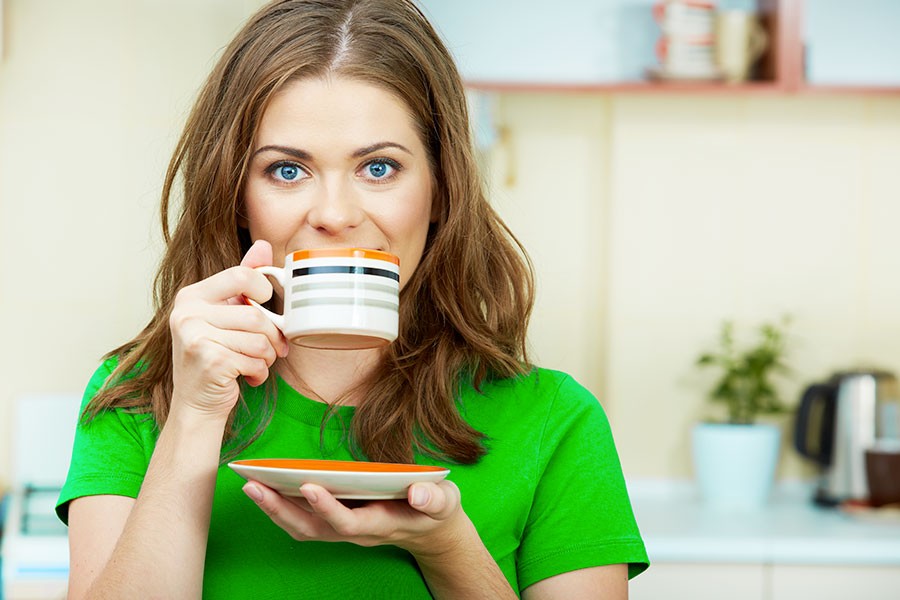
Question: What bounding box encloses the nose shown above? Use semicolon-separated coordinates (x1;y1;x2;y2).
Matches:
305;179;365;235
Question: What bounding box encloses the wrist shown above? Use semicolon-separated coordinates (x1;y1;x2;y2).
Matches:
168;394;232;428
407;509;476;565
161;398;230;458
410;511;516;599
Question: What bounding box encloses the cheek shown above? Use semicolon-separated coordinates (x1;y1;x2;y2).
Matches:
243;186;298;240
392;202;434;285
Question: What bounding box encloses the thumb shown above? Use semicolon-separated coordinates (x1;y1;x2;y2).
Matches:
241;239;274;269
408;481;460;522
226;240;275;306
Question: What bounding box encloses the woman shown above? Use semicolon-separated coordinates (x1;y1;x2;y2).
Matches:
57;0;648;597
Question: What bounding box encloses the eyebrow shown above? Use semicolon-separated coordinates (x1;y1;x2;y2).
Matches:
252;142;412;161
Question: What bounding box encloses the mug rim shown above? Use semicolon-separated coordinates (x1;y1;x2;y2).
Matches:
290;248;399;265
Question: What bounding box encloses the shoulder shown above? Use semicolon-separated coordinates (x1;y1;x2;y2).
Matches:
79;356;155;437
81;355;120;407
477;367;602;413
460;367;608;433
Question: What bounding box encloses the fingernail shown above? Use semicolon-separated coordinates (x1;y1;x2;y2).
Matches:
411;487;429;507
300;486;318;504
243;483;264;503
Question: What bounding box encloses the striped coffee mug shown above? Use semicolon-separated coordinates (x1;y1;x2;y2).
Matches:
248;248;400;349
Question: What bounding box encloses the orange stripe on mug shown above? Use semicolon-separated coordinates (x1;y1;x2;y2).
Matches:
291;248;400;265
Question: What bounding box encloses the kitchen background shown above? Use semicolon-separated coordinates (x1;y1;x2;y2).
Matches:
1;0;900;598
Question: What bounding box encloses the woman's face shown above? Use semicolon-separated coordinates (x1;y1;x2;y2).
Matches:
241;77;435;292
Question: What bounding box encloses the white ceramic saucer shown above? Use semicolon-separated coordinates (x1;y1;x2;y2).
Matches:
228;458;450;500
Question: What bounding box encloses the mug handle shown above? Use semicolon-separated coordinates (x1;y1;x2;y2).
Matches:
243;265;287;331
748;21;769;62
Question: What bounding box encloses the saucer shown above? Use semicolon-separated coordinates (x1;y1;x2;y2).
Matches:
228;458;450;500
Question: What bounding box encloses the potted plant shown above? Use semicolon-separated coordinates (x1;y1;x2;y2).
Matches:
692;317;791;509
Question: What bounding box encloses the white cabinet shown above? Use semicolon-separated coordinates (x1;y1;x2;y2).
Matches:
770;565;900;600
630;563;766;600
630;563;900;600
628;480;900;600
416;0;656;85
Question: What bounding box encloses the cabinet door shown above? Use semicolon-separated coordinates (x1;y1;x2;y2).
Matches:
771;565;900;600
416;0;657;84
630;563;765;600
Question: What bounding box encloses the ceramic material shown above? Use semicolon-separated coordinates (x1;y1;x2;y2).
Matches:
248;248;400;350
865;440;900;508
228;459;450;500
692;422;780;509
794;370;900;505
652;0;721;80
715;10;768;82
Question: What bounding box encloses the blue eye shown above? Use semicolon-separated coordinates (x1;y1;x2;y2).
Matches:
365;160;397;180
274;164;302;181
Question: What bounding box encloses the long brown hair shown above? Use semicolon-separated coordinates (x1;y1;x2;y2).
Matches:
87;0;535;464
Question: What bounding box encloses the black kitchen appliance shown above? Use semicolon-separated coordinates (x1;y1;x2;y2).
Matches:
793;370;900;505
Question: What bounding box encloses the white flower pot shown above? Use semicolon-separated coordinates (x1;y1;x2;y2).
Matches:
692;422;781;510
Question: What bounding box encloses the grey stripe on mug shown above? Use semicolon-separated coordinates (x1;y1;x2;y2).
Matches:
291;297;399;311
291;282;398;296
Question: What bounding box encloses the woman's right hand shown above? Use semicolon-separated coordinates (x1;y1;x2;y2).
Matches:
168;239;289;419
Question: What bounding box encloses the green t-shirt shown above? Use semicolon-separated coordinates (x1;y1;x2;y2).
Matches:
58;360;648;598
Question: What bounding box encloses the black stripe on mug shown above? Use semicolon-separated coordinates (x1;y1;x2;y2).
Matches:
292;266;400;281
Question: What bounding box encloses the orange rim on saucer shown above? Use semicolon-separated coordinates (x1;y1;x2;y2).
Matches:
291;248;399;265
230;459;445;473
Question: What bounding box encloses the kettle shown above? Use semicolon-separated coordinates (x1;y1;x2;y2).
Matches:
793;370;900;505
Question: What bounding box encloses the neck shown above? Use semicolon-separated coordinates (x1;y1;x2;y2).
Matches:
275;344;384;406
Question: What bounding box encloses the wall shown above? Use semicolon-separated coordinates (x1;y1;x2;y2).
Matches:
0;0;263;489
2;1;900;487
488;93;900;478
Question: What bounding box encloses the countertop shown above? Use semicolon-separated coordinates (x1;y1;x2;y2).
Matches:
628;479;900;566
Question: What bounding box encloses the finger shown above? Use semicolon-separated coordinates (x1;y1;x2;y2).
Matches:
285;495;314;513
407;480;460;521
226;348;271;387
243;482;319;537
213;329;279;368
173;319;270;382
299;484;363;537
235;239;284;307
236;239;276;305
184;265;274;305
240;239;274;269
205;306;288;357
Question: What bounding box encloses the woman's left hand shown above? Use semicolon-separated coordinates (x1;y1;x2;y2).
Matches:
242;479;465;558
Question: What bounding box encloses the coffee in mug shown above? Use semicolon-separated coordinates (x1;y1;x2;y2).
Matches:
247;248;400;350
865;440;900;508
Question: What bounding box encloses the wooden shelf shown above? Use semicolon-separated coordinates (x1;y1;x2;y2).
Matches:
466;81;900;96
466;81;784;95
465;80;786;95
798;85;900;96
